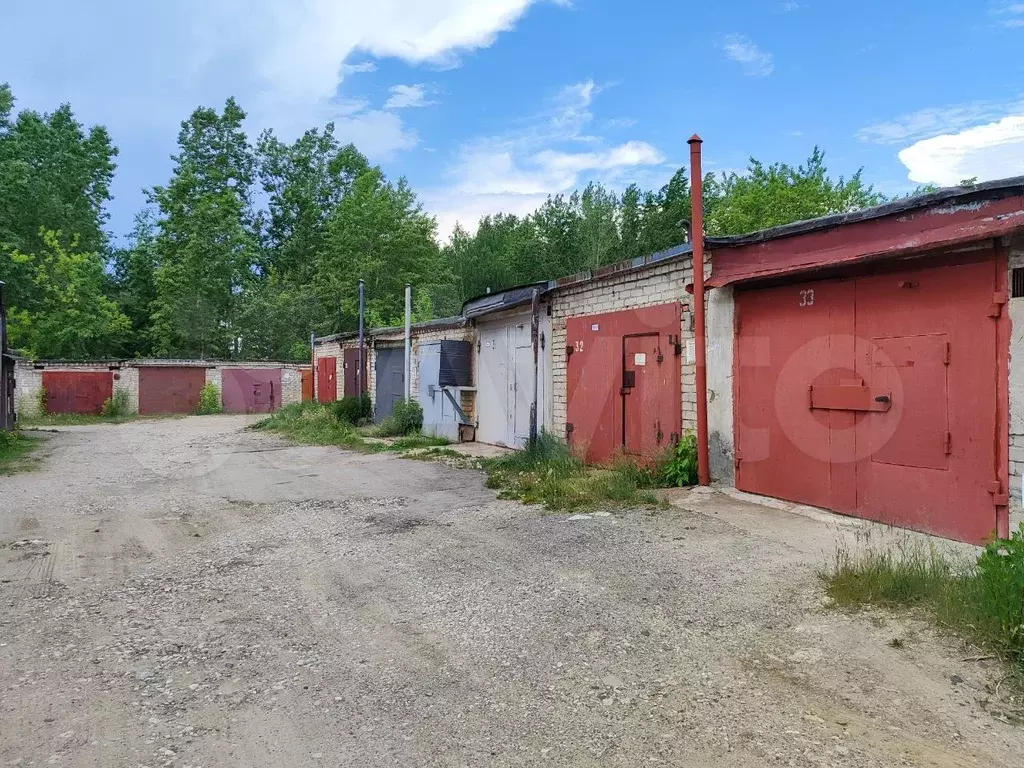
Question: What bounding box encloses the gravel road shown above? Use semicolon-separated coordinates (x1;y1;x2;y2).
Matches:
1;415;1021;767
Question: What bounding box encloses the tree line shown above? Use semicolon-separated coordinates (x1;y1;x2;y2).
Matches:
1;84;902;361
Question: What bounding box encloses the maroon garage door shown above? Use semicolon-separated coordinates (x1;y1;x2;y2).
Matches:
138;367;208;415
222;369;282;413
42;371;113;415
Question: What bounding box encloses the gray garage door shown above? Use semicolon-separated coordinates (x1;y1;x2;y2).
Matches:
375;347;405;423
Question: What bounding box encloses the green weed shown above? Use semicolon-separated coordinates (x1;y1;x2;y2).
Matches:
195;382;222;415
0;430;41;474
101;386;134;418
376;399;423;437
483;432;661;512
657;432;698;487
331;394;372;426
252;402;372;450
822;526;1024;679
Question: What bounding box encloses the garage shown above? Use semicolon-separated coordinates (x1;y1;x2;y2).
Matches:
41;370;113;415
222;368;282;414
316;356;336;403
705;181;1024;543
564;303;681;464
138;366;207;414
374;346;405;423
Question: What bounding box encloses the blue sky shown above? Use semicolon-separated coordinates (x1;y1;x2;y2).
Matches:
4;0;1024;241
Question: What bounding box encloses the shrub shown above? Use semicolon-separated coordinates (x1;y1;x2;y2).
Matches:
195;382;222;415
331;394;372;425
101;387;134;418
253;402;368;450
36;385;48;416
378;399;424;437
658;432;698;487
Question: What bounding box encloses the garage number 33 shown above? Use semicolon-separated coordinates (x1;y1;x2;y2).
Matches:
799;289;815;307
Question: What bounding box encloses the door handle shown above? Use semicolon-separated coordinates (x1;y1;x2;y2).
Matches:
874;395;890;404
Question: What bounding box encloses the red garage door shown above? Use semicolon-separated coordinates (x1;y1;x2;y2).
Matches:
138;367;208;415
566;303;682;464
42;371;113;415
316;357;336;403
735;251;1007;543
222;369;282;414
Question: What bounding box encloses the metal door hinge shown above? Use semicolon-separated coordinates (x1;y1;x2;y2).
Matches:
942;342;951;366
989;480;1009;507
944;432;952;456
989;293;1008;318
656;424;663;444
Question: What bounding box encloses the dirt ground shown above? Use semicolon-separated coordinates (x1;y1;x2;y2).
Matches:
1;416;1022;767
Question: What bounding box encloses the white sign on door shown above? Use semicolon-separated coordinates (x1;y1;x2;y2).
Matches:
634;353;647;366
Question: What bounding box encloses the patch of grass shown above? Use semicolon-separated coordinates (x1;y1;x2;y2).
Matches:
483;431;661;512
252;402;374;450
387;434;450;452
331;395;372;426
822;526;1024;679
20;412;139;426
0;431;41;474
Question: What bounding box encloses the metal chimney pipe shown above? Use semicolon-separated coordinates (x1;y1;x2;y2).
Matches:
404;284;412;401
688;134;711;486
357;279;365;396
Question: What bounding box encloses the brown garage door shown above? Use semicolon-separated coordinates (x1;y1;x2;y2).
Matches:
42;371;113;415
734;251;1006;543
138;367;208;415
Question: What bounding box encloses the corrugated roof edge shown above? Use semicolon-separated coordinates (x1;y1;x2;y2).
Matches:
706;176;1024;248
313;315;467;345
550;242;693;289
463;281;552;320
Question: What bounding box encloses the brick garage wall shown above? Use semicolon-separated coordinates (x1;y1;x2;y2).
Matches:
14;360;125;417
206;361;305;407
1007;236;1024;531
367;324;474;416
13;361;42;417
311;339;347;401
549;255;700;439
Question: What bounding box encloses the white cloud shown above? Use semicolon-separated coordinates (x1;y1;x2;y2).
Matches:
340;61;377;76
0;0;566;236
384;84;435;109
996;3;1024;27
424;80;665;239
898;116;1024;186
857;97;1024;144
721;34;774;76
780;1;801;11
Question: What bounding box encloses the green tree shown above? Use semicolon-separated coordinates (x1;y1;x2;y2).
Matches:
6;230;129;359
148;98;257;358
316;170;443;330
0;82;117;319
110;209;159;357
703;148;883;236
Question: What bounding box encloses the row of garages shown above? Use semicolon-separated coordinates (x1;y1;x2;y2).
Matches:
315;178;1024;545
13;361;310;417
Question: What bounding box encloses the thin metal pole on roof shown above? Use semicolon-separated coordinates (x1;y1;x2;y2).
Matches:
358;279;365;396
688;134;711;487
529;287;540;443
404;284;412;401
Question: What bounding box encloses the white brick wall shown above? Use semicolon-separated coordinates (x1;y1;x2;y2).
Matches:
313;323;473;417
549;255;702;439
1007;237;1024;531
15;359;306;418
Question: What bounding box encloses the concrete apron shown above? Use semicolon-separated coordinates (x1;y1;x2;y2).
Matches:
660;485;982;561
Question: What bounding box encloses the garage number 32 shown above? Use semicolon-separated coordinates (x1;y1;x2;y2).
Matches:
799;289;815;307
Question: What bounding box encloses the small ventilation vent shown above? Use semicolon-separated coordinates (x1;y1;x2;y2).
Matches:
1013;268;1024;299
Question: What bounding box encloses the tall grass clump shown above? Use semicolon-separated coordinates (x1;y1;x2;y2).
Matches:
484;432;660;511
376;399;424;437
0;430;40;474
822;525;1024;677
195;382;222;415
100;387;134;418
252;402;371;450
